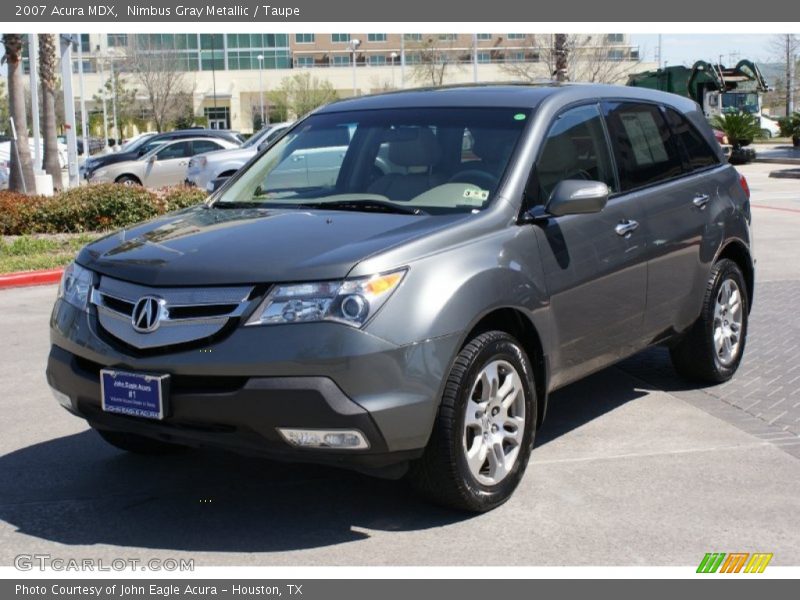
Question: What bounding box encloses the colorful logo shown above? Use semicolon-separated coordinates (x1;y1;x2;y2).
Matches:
697;552;773;573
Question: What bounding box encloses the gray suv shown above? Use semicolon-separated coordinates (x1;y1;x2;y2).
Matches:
47;84;754;512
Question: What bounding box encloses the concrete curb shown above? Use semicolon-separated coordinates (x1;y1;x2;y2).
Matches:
0;268;64;289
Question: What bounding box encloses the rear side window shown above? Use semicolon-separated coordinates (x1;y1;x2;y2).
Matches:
193;139;224;154
603;102;683;192
664;108;720;172
533;104;616;203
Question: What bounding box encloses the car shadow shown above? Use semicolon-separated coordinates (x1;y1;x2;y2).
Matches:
0;358;665;555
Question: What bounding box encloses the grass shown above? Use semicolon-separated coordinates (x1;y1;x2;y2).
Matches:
0;234;99;274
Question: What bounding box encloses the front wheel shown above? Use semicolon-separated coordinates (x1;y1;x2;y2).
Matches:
408;330;536;512
670;259;749;383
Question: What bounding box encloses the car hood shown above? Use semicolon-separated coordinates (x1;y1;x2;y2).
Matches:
78;205;467;286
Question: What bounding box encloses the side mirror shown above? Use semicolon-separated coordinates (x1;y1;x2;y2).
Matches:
545;180;609;217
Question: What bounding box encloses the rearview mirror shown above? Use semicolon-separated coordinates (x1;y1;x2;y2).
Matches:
545;180;609;217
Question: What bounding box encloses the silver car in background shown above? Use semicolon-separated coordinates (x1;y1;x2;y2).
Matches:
88;137;239;188
186;122;292;191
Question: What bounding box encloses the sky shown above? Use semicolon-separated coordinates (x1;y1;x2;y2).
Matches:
630;34;782;67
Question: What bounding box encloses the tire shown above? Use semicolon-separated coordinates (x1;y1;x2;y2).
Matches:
670;259;749;383
408;330;537;512
115;175;141;186
95;428;182;455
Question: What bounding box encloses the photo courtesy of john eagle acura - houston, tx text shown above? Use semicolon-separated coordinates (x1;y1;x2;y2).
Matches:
47;83;754;513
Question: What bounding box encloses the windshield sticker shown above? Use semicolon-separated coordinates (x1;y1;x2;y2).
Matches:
463;188;489;204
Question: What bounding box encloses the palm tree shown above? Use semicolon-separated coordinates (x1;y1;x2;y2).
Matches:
38;34;62;191
711;112;762;150
2;34;35;193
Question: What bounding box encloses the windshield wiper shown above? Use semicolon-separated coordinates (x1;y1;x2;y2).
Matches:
211;201;268;209
296;199;428;216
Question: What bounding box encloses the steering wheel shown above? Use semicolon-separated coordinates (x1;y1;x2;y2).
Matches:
448;169;499;190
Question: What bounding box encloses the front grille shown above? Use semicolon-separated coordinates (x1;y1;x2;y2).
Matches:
90;275;254;350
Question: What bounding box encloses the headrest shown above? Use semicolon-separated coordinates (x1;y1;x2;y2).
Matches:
387;128;442;168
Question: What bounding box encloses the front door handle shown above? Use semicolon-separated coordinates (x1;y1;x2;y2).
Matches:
693;193;710;208
615;219;639;237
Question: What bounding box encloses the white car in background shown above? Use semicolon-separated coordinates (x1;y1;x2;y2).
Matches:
758;114;782;138
186;122;292;191
88;137;239;188
0;139;68;189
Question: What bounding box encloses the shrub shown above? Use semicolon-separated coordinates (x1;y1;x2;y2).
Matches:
0;183;207;235
711;112;762;150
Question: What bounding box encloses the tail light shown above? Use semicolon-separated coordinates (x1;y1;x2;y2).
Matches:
738;173;750;200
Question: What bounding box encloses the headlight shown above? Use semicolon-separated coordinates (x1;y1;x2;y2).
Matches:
245;269;406;328
58;262;93;310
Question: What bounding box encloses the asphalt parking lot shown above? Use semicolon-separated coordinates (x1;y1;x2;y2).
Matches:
1;162;798;567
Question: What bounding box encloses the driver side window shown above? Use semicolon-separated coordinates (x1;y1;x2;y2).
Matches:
531;104;616;205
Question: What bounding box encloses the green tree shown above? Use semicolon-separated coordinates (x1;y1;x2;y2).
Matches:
273;72;338;119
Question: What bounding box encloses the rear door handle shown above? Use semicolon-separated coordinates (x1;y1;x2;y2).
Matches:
615;219;639;237
692;193;710;208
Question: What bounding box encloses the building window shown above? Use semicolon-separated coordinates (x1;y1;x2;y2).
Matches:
438;34;457;41
80;34;90;53
295;56;315;68
607;33;624;43
477;51;491;63
630;49;640;60
507;33;526;40
332;55;351;67
405;53;421;64
107;34;128;48
228;49;291;70
505;51;525;63
71;59;95;73
476;34;492;41
367;34;387;43
404;34;422;41
331;33;351;43
607;49;626;61
295;33;315;44
369;55;387;65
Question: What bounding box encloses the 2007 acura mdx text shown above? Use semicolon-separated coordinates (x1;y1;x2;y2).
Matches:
47;84;754;512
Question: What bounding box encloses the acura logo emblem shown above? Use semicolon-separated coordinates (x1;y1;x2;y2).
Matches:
131;296;164;333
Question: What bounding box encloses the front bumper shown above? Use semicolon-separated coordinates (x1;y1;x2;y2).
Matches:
47;299;461;473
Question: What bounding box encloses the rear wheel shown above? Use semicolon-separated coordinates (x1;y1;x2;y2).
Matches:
670;259;749;383
115;175;141;186
95;428;182;455
408;330;536;512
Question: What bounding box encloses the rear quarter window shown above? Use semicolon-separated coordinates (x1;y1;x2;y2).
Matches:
604;102;684;192
664;108;720;172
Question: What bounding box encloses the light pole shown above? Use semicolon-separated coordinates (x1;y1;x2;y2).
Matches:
59;34;79;188
257;54;265;127
76;34;90;161
348;38;361;96
390;51;398;88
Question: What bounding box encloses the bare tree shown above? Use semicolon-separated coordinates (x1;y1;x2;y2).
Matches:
38;34;62;191
2;34;35;193
127;41;191;132
273;72;338;119
502;34;642;84
768;34;799;116
410;35;463;86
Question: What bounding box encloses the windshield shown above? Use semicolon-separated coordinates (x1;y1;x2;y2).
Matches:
213;107;530;215
721;92;759;114
119;134;155;153
242;127;274;149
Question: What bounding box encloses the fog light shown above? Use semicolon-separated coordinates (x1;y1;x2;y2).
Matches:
277;428;369;450
50;387;72;409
